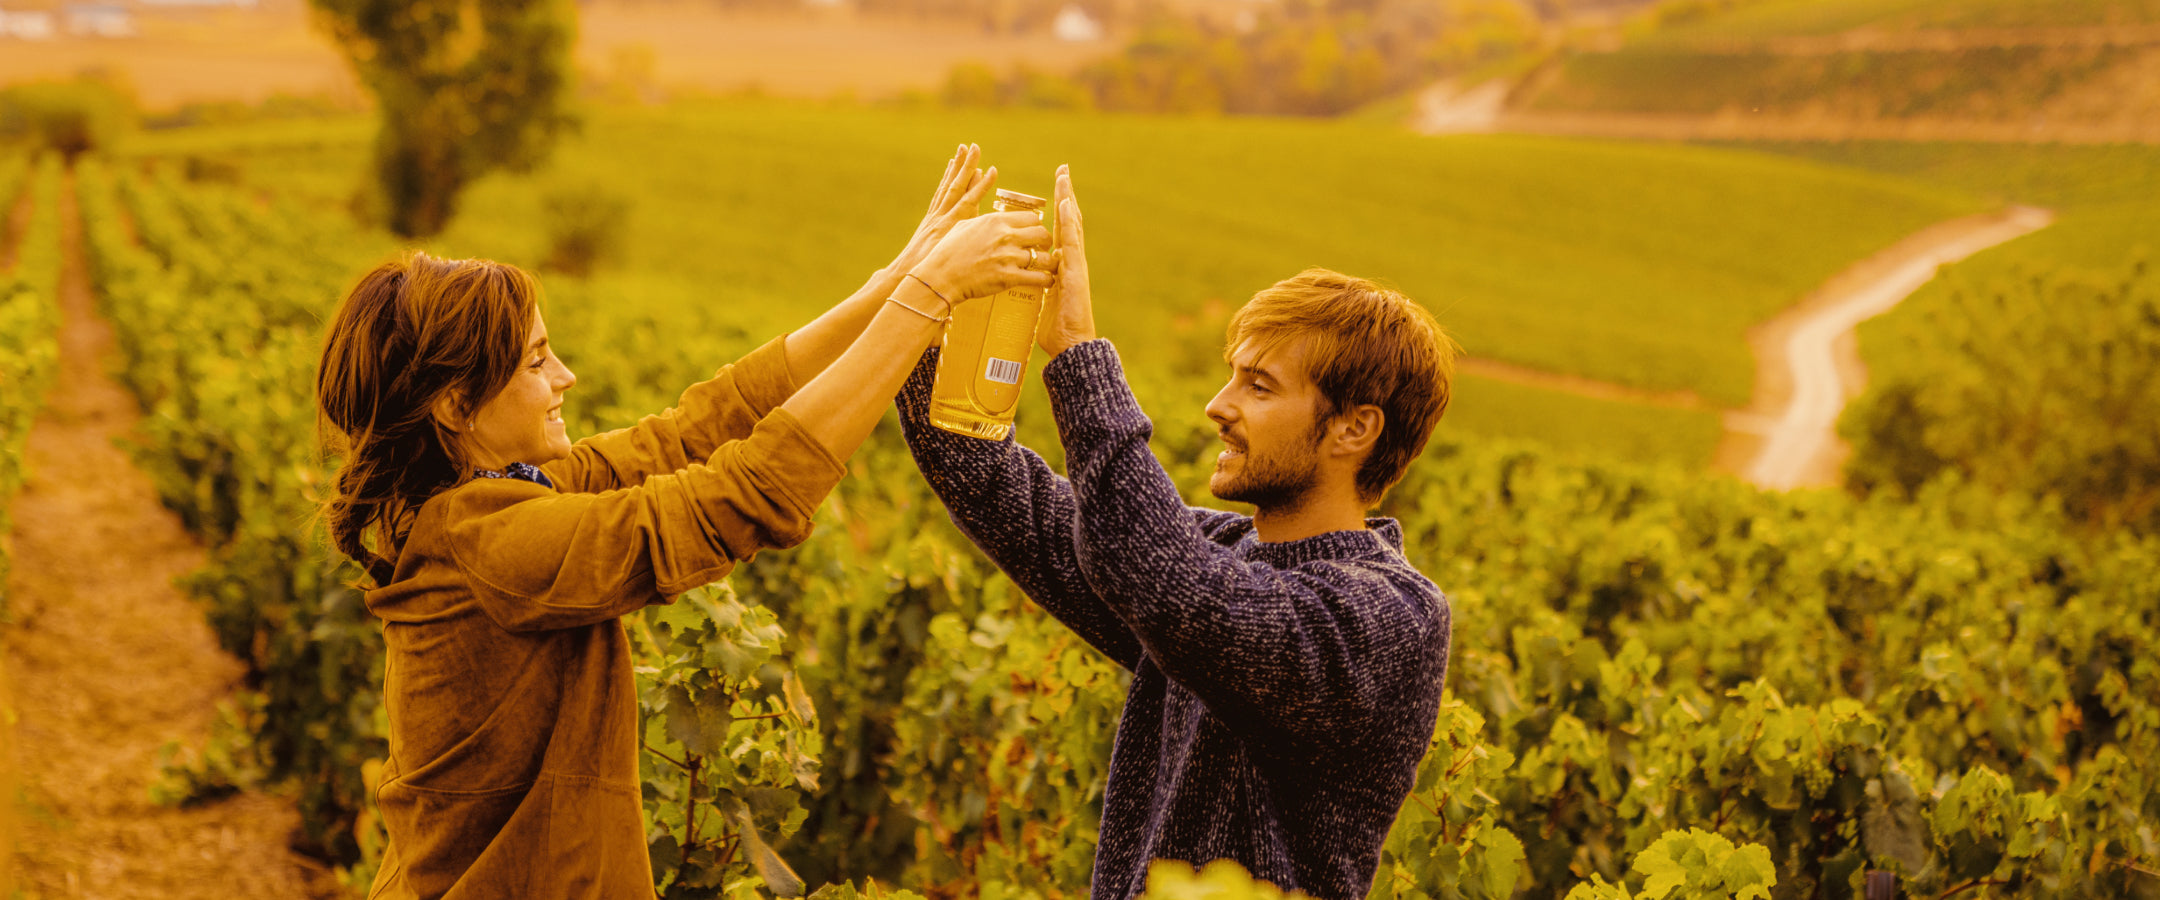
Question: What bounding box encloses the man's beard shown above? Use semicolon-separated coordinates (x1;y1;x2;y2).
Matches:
1209;428;1326;513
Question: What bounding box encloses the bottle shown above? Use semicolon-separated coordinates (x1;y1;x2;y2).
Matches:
928;188;1050;440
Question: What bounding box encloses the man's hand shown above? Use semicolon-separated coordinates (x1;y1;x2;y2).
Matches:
886;143;992;280
1039;164;1097;356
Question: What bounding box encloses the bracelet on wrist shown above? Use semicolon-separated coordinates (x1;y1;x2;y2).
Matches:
902;272;955;314
886;290;951;326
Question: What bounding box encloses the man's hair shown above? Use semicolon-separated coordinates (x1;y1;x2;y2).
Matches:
1224;268;1459;504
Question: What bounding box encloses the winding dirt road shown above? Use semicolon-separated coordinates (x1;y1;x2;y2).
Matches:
1722;205;2054;489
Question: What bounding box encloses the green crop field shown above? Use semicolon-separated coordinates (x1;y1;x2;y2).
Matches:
124;101;1989;468
1643;0;2160;41
1723;140;2160;373
1527;0;2160;126
1529;44;2140;120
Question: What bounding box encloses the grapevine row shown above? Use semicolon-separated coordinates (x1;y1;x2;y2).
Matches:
0;153;63;615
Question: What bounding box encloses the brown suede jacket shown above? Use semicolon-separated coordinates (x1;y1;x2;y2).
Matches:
363;335;843;900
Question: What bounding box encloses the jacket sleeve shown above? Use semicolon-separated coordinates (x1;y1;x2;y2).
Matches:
895;348;1145;670
447;409;845;632
1044;339;1439;738
542;334;799;493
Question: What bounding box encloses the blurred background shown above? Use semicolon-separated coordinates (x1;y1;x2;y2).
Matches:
2;0;2158;897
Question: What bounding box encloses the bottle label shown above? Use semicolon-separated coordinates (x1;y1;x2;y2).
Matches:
984;357;1024;385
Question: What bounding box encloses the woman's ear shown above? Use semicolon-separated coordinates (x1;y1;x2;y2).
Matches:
431;392;469;436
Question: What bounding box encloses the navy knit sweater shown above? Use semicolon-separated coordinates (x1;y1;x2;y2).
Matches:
896;339;1452;900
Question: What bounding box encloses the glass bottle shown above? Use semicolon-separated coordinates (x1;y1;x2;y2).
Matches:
928;188;1050;440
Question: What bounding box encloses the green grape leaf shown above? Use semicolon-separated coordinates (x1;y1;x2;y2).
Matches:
782;670;817;724
1635;840;1688;899
1862;770;1929;872
663;685;732;757
1719;842;1776;899
1470;823;1525;900
728;802;805;898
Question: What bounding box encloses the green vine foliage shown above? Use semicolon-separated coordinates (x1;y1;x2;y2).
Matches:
0;152;61;616
1564;829;1777;900
76;159;387;871
1140;859;1307;900
65;159;2160;900
631;581;825;899
1842;260;2160;533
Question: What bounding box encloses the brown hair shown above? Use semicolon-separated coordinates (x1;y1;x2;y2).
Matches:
1225;268;1459;504
317;251;541;585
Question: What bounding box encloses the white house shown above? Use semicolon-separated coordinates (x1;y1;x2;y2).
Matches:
63;2;133;36
0;7;59;40
1051;3;1102;42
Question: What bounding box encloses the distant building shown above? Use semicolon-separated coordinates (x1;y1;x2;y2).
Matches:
1052;3;1102;42
63;2;132;36
0;7;59;40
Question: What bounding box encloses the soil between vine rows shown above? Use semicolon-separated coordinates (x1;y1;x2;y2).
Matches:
0;174;343;900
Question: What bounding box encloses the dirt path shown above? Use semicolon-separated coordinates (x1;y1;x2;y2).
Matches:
1719;206;2053;489
1409;79;1510;135
1455;355;1712;412
0;173;343;899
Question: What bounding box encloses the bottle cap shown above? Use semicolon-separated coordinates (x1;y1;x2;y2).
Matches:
993;189;1048;211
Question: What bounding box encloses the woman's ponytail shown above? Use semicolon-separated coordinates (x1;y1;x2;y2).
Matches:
316;252;538;586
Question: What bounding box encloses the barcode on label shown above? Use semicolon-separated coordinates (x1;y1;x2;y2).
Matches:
984;358;1024;385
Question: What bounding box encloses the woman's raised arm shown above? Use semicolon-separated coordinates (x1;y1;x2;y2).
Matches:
783;176;1052;462
782;144;993;387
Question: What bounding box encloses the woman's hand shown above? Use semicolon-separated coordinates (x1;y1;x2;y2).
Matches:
907;168;1054;309
885;144;993;280
786;144;994;384
1038;164;1096;356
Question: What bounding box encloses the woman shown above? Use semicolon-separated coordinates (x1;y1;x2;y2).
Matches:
315;146;1051;899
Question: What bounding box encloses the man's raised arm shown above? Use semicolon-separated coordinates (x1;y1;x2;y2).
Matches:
895;348;1144;669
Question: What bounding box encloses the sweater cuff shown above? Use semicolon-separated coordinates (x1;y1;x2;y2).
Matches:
1044;338;1143;447
732;333;801;418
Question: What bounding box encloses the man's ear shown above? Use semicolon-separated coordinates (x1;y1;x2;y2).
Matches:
1330;404;1384;458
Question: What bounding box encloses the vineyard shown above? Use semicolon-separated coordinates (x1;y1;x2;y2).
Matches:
126;104;1999;467
0;152;61;612
23;118;2150;900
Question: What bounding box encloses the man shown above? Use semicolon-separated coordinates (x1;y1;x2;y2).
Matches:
895;165;1458;900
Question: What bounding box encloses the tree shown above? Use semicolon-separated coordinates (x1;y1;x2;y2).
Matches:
0;74;136;158
310;0;576;237
1841;259;2160;532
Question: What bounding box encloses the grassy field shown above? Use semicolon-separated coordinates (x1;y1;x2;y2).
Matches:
122;102;1987;466
1522;0;2160;131
1724;140;2160;379
1528;45;2144;119
1645;0;2160;41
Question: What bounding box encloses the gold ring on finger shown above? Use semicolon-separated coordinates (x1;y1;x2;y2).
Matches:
1027;248;1038;270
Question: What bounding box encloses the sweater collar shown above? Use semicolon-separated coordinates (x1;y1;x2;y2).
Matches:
1236;517;1406;568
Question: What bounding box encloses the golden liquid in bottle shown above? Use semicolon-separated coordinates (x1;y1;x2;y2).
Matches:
928;189;1049;440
